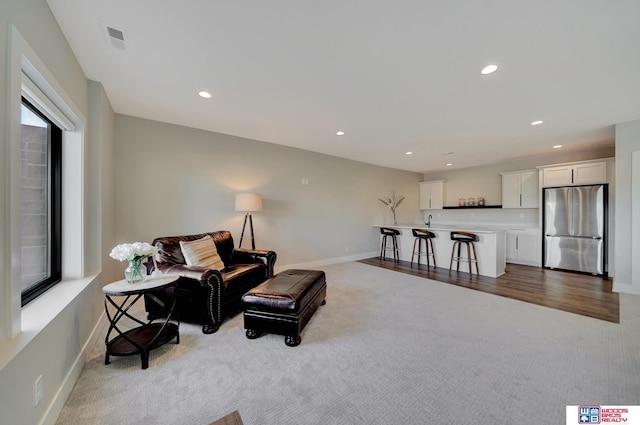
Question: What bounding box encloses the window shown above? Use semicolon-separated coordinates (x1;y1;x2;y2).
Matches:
2;24;86;341
20;98;62;306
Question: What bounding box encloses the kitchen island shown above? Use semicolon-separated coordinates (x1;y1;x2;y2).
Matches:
372;224;507;278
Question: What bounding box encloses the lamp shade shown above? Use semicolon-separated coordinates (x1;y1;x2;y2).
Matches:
235;193;263;212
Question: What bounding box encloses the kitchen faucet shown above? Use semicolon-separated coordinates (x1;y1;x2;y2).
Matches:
426;214;433;227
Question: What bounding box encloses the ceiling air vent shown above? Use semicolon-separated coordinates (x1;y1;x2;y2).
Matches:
103;24;127;51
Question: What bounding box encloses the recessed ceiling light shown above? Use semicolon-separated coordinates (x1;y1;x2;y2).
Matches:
406;151;413;155
553;145;563;149
531;120;543;126
336;131;345;136
481;64;498;75
198;91;212;99
446;163;453;167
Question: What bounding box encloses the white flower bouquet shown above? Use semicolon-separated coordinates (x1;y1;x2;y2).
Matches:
109;242;157;262
109;242;158;283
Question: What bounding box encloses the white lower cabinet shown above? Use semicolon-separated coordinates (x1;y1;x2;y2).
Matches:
506;229;540;266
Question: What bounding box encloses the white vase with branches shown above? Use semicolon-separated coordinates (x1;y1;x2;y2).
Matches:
378;191;405;225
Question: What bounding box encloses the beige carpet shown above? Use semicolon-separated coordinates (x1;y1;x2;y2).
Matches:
55;262;640;425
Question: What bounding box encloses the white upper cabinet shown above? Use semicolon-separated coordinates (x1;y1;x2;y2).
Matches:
501;170;539;208
540;161;607;187
419;180;445;210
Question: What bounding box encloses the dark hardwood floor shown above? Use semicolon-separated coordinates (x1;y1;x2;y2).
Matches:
358;257;619;323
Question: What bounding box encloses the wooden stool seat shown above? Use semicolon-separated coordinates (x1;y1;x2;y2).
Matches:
411;228;436;267
379;227;400;262
449;231;479;276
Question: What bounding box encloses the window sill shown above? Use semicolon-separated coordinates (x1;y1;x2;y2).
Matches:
0;274;99;372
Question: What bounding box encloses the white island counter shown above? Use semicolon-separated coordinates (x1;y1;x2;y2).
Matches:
372;224;507;278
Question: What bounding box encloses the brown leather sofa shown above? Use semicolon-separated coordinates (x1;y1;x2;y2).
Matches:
144;230;276;334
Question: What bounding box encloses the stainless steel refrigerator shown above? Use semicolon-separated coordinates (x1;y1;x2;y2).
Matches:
543;184;607;275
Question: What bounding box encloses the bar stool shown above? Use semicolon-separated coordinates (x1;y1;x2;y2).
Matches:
411;229;436;267
379;227;400;262
449;231;479;275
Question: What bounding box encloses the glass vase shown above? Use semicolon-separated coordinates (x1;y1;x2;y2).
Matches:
124;259;146;284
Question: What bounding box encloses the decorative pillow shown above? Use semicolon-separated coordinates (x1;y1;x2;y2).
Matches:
179;235;225;271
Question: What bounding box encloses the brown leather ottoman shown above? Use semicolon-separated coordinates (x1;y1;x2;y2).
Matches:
241;269;326;346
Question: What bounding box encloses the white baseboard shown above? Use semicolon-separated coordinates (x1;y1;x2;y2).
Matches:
613;281;640;295
41;312;106;425
275;251;378;273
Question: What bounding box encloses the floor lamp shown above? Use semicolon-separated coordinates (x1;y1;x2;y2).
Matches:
235;193;263;249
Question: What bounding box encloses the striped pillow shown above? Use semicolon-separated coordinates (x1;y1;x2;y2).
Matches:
179;235;225;271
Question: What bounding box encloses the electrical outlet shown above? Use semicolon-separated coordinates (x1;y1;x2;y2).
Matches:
345;246;349;252
34;375;43;406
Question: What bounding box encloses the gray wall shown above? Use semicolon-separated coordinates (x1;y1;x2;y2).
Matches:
0;3;632;425
614;119;640;294
88;81;119;281
423;146;615;208
421;147;615;228
0;2;115;424
114;115;423;268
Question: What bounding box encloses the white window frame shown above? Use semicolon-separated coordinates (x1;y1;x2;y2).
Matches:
1;25;86;342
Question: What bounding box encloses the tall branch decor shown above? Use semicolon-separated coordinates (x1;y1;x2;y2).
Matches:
378;190;405;225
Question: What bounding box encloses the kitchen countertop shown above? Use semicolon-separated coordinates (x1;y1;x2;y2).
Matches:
373;224;509;234
371;224;508;277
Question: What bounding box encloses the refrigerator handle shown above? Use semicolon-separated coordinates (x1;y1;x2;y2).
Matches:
546;234;602;240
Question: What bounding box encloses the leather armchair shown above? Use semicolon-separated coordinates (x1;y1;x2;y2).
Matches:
144;230;276;334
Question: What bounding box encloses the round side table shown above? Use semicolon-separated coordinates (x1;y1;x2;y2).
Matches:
102;275;180;369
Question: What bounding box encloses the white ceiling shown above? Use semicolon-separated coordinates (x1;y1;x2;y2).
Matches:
46;0;640;173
